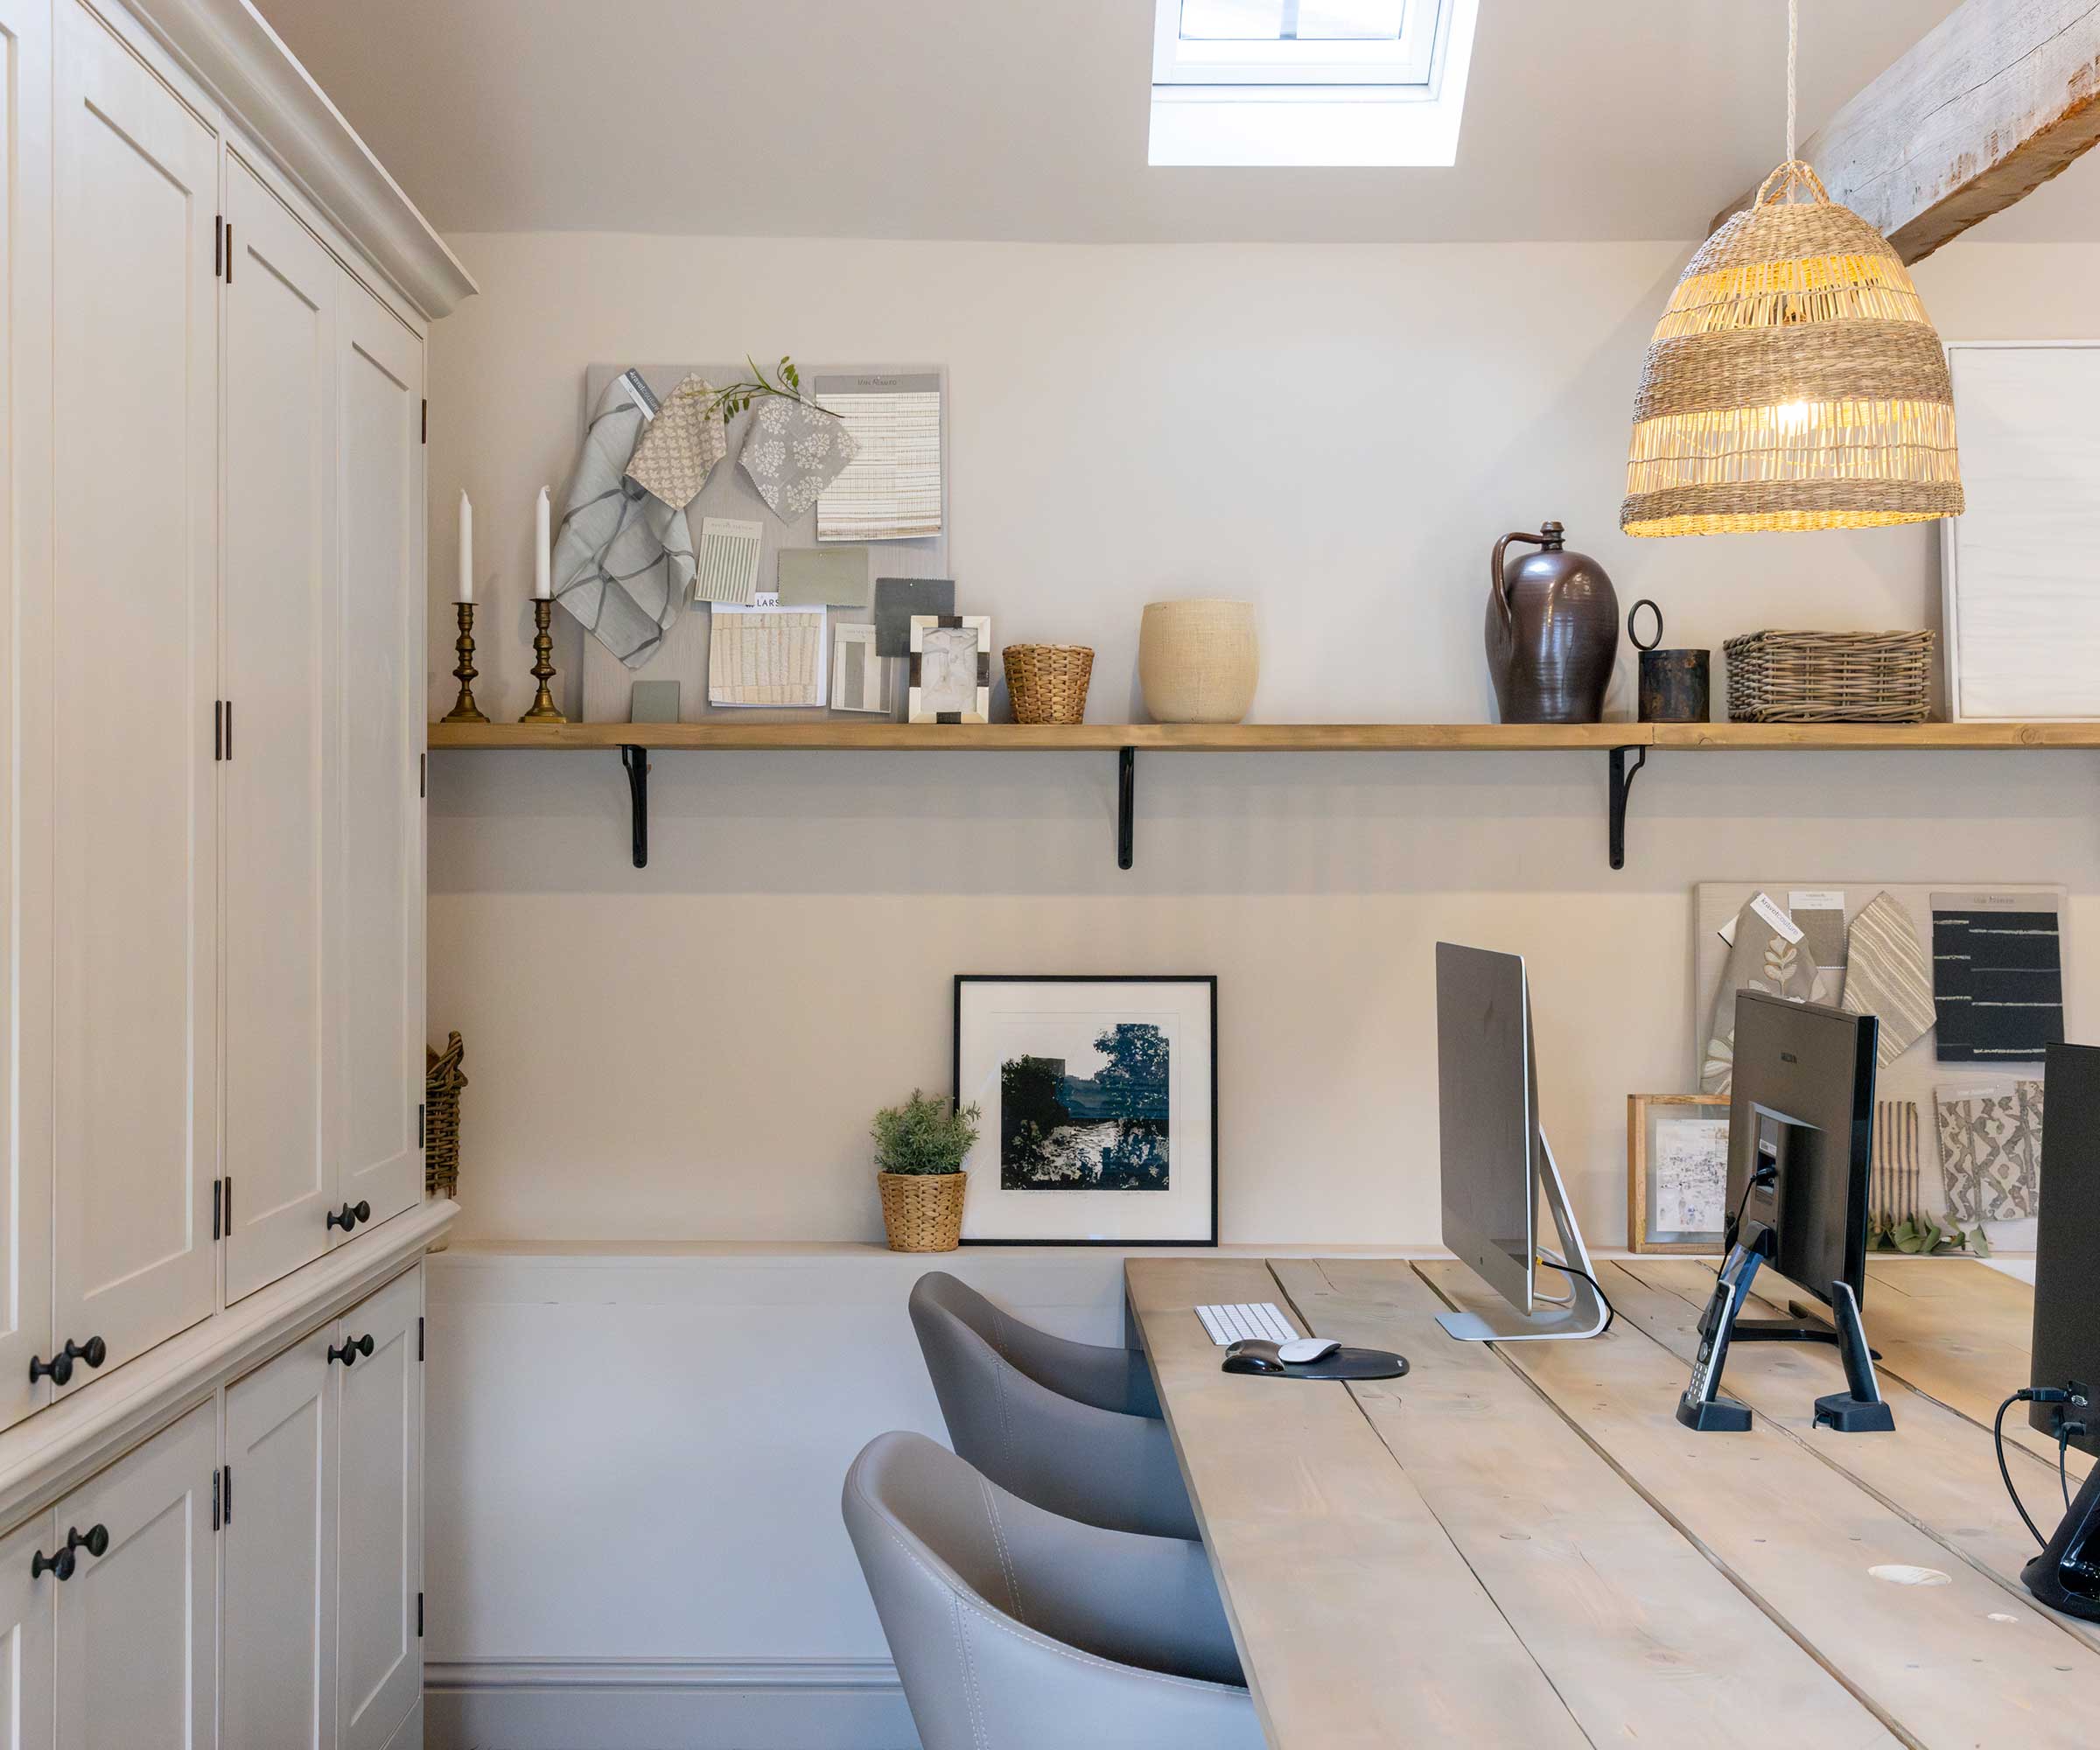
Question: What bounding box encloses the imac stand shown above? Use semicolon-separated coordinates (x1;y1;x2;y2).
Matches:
1436;1133;1607;1342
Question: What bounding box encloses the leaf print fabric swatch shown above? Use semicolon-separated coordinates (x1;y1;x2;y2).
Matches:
738;397;858;521
1701;895;1820;1094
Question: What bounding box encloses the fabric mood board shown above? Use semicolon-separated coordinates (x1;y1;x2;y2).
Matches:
573;363;950;724
1691;882;2068;1250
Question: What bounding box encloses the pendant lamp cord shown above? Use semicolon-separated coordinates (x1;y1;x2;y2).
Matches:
1786;0;1799;164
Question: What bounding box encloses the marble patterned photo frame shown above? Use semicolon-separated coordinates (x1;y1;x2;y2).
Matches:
908;615;990;724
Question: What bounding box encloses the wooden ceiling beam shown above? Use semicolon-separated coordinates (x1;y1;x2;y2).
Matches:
1711;0;2100;263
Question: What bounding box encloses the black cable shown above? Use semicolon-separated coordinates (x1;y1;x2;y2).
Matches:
1995;1391;2048;1548
2062;1425;2076;1514
1535;1255;1614;1337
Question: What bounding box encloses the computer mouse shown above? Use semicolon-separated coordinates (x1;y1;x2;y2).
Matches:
1278;1336;1341;1364
1221;1340;1288;1375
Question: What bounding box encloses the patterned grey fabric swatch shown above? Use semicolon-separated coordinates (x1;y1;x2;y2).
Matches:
1931;892;2063;1063
553;371;697;667
1839;892;1936;1068
1935;1079;2044;1222
1701;898;1820;1094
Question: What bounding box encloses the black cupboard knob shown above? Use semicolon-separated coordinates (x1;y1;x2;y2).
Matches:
75;1336;107;1370
30;1547;74;1582
327;1334;374;1367
64;1524;108;1561
29;1337;108;1388
326;1201;374;1232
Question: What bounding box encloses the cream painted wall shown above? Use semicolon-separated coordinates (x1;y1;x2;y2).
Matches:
426;232;2100;1248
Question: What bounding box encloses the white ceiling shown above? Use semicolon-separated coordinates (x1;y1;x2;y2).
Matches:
251;0;2100;243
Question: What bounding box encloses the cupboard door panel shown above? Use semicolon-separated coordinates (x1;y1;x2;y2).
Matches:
337;1265;421;1750
53;1401;215;1750
0;1515;56;1750
332;283;423;1234
50;0;217;1378
225;1329;338;1750
223;150;336;1303
0;0;54;1430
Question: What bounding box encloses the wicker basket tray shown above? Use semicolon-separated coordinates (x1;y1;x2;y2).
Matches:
1724;629;1935;724
425;1032;466;1200
1003;645;1094;724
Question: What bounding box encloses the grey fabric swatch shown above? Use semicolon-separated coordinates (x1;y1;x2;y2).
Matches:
873;578;956;656
779;545;870;607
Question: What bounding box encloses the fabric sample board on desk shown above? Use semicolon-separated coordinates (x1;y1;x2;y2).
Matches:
1932;892;2064;1062
708;606;827;707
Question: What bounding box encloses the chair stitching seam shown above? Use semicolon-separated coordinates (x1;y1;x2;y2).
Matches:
980;1476;1026;1623
950;1590;987;1748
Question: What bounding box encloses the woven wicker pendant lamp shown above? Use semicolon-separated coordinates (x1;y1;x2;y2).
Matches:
1620;4;1963;536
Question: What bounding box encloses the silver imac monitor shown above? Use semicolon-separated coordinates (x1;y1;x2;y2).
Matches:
1433;942;1606;1342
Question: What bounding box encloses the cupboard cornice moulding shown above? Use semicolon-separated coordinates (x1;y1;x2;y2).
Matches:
0;1199;457;1537
126;0;477;318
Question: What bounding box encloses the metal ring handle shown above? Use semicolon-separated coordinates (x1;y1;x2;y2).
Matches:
1628;598;1664;651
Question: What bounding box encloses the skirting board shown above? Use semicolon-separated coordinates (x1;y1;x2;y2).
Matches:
424;1658;918;1750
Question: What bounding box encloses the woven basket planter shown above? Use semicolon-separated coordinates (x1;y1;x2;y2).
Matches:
878;1171;967;1252
1725;629;1935;723
1004;644;1094;724
1138;599;1257;724
1623;161;1962;537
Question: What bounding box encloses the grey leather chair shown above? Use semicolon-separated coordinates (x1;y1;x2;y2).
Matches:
908;1270;1198;1540
843;1432;1262;1750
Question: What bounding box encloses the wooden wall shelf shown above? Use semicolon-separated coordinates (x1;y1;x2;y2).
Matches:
427;718;2100;871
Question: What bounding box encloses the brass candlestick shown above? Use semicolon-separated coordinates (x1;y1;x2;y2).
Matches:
519;598;567;723
441;601;489;724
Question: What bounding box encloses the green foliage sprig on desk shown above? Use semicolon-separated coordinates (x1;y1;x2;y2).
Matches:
1872;1210;1992;1257
704;355;843;424
872;1091;983;1177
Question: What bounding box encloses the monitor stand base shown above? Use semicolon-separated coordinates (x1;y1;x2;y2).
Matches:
2024;1461;2100;1622
1436;1130;1606;1343
1732;1301;1880;1361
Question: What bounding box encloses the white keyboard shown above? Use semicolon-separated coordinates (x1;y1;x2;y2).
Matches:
1195;1302;1299;1346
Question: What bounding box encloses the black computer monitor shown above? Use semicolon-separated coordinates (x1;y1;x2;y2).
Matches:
1726;991;1878;1340
2031;1042;2099;1460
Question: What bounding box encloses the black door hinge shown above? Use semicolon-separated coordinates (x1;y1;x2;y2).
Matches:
211;1468;221;1532
416;1102;424;1149
214;701;223;761
420;753;426;799
214;214;222;280
224;221;234;284
222;701;232;761
416;1592;424;1637
223;1463;233;1525
421;399;428;444
417;1315;424;1362
212;1178;221;1242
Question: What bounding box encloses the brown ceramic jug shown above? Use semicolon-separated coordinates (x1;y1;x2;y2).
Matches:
1484;521;1620;724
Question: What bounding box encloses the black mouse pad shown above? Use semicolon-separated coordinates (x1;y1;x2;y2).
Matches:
1224;1345;1408;1381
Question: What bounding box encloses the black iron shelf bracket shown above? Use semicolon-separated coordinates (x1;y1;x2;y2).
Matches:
620;746;648;869
1118;747;1136;871
1607;745;1648;872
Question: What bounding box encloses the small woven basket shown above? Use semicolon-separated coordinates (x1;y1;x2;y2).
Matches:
1003;645;1094;724
424;1032;466;1200
878;1171;967;1252
1724;629;1935;723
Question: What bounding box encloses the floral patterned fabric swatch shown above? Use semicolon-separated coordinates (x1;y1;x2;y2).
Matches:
738;397;858;521
1701;897;1821;1094
1935;1080;2044;1223
624;374;728;511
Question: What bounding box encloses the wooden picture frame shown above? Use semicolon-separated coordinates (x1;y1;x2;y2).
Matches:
1628;1093;1730;1255
907;614;990;723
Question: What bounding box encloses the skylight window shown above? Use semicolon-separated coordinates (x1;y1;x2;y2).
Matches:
1148;0;1479;169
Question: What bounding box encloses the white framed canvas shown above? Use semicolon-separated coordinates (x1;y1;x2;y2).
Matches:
907;614;990;723
1942;340;2100;720
954;976;1217;1245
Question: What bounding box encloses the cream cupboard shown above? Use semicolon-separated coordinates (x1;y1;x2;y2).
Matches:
0;0;469;1743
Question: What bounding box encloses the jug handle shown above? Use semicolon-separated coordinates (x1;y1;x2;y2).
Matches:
1489;532;1545;625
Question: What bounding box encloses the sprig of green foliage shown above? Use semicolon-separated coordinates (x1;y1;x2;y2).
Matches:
704;355;842;424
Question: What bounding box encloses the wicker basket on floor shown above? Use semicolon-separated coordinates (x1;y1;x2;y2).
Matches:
425;1032;466;1200
1724;629;1935;724
1003;645;1094;724
878;1171;967;1252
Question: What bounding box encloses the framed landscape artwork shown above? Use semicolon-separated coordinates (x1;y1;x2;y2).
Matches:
953;976;1217;1245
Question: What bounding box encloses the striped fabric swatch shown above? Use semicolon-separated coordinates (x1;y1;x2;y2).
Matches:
694;516;764;605
1932;892;2064;1064
1839;892;1936;1068
1872;1098;1922;1226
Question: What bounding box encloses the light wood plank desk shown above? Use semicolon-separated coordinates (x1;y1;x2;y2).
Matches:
1127;1256;2097;1750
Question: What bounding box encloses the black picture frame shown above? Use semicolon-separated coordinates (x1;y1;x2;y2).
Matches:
953;974;1219;1247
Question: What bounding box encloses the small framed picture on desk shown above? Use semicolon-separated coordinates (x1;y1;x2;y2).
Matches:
1628;1094;1729;1254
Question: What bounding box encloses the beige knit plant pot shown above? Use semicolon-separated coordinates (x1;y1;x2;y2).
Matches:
878;1170;967;1252
1138;599;1258;724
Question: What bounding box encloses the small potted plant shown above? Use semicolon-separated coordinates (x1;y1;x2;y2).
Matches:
872;1090;981;1253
